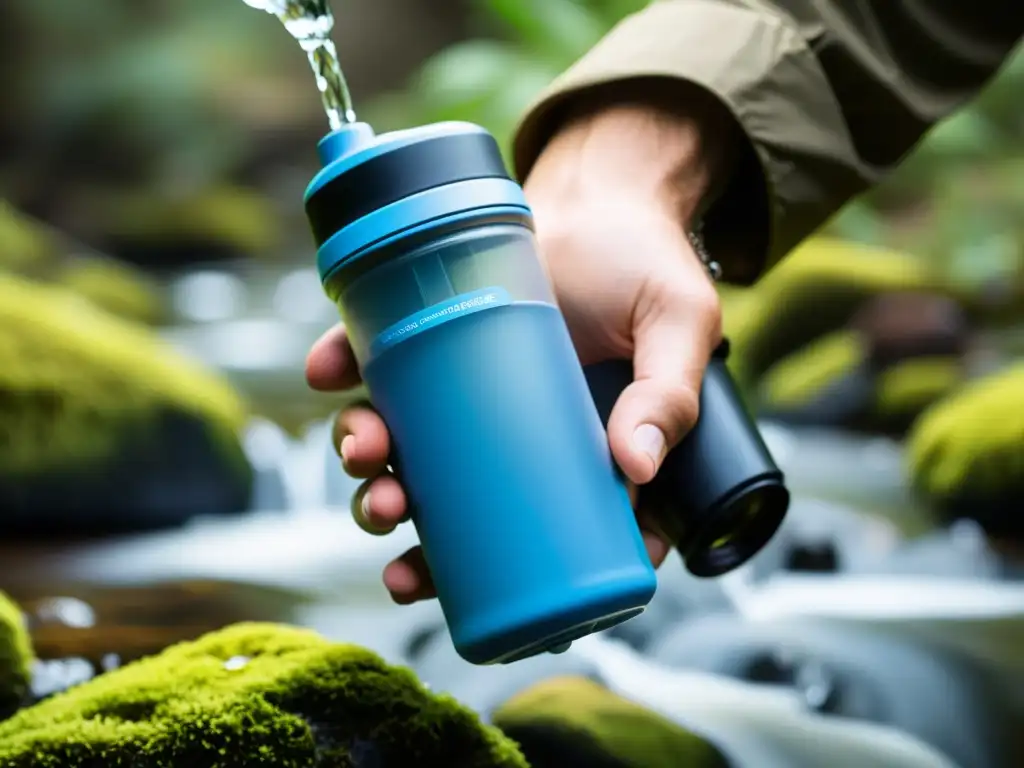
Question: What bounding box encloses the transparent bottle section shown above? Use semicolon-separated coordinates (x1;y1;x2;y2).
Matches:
335;224;556;361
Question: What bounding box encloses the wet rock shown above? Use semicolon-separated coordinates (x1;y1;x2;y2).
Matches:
0;622;527;768
493;675;730;768
8;580;312;680
783;540;841;573
851;293;969;367
0;591;33;719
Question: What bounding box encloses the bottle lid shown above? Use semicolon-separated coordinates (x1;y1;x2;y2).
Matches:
304;122;526;282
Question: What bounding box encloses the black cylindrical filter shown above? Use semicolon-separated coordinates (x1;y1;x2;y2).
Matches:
585;340;790;577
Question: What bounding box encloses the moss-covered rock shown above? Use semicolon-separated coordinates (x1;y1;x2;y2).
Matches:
907;364;1024;538
0;622;527;768
493;676;728;768
85;185;281;266
55;257;166;326
758;331;866;411
728;238;946;387
0;272;253;533
1;202;165;324
759;331;964;435
872;356;964;425
0;200;58;273
849;292;968;367
0;591;33;719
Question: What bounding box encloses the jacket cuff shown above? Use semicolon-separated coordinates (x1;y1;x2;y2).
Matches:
512;0;855;284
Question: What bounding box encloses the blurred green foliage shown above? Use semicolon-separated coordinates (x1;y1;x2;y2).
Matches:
4;0;318;186
365;0;647;159
1;0;321;264
371;0;1024;302
825;49;1024;296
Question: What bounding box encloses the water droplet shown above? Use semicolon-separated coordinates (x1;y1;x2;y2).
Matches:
224;655;251;671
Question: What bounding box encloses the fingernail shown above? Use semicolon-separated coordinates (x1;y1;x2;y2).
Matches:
340;434;355;463
632;424;666;468
360;490;372;522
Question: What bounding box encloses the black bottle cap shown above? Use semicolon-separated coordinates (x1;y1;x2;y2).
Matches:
304;128;510;248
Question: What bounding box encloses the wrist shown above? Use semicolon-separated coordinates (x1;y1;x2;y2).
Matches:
524;79;738;227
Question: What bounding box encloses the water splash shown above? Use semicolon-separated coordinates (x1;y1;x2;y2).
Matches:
242;0;357;129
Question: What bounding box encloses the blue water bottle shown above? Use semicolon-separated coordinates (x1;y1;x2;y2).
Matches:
304;122;657;664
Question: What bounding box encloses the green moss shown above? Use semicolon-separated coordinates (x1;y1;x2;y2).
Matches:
0;591;33;719
715;283;754;340
0;204;162;327
758;331;865;409
755;334;963;436
907;364;1024;502
728;237;945;386
0;200;59;272
0;622;528;768
872;356;964;421
493;676;728;768
56;257;166;326
86;185;280;256
0;271;247;475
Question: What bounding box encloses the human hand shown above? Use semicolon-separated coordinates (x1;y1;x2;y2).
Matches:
306;85;736;604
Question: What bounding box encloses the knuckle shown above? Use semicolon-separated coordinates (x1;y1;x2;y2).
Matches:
336;398;375;431
657;276;719;321
690;283;722;329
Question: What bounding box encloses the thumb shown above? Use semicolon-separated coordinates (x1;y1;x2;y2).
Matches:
607;305;717;486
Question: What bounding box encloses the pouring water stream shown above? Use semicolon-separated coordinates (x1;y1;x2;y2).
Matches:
241;0;357;129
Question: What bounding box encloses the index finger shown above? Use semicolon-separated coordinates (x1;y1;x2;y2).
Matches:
306;324;362;392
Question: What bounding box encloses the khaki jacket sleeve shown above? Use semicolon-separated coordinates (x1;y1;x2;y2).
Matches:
512;0;1024;284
